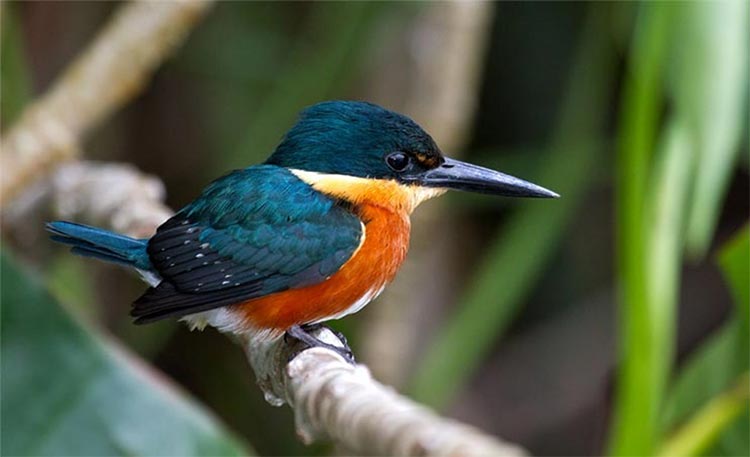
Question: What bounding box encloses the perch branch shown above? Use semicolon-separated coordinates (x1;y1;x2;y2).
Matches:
243;327;526;456
0;0;212;207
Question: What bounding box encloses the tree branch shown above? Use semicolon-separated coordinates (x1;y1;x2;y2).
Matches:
243;327;526;456
0;0;212;207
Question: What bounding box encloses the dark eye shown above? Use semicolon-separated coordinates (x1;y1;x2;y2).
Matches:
386;152;410;172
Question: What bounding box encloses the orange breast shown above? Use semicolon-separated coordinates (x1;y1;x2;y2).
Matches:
234;203;410;331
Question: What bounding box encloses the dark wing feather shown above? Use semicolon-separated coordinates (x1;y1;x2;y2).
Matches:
131;166;362;324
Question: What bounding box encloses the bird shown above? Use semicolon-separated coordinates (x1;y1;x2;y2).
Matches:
47;101;557;360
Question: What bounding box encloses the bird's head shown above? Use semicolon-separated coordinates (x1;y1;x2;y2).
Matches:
266;101;558;213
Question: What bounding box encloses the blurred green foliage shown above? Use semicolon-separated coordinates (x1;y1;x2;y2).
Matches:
659;374;748;457
719;227;750;333
608;2;748;456
609;5;676;452
0;4;31;125
660;228;750;456
678;4;750;258
178;1;407;177
0;253;250;456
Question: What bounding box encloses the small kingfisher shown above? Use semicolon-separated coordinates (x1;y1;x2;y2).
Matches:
48;101;557;360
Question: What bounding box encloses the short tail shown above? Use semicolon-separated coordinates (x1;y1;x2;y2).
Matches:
47;221;151;270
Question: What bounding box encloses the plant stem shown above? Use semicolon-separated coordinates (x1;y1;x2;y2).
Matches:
608;3;677;455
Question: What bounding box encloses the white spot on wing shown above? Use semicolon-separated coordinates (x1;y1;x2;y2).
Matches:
136;269;162;287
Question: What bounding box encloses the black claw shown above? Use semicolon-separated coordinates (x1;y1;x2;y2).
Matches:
285;324;356;364
332;329;349;347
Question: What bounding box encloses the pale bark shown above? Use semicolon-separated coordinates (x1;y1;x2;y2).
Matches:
0;0;212;207
361;1;494;387
51;161;173;238
244;327;526;456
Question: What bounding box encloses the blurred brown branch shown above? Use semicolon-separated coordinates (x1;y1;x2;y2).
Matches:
245;327;526;456
361;1;494;386
51;161;173;238
0;0;212;207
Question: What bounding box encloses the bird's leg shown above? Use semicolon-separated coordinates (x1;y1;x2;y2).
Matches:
285;323;355;364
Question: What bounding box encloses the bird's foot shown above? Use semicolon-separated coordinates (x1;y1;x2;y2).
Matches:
284;323;355;364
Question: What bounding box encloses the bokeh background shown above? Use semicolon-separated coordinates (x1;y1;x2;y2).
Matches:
2;1;748;456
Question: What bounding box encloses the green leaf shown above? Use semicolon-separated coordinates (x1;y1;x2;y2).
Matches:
409;5;616;408
658;374;749;457
608;3;679;455
0;2;32;126
660;321;749;457
609;2;749;454
677;1;750;258
1;253;251;456
659;227;750;456
718;225;749;335
661;322;746;433
610;119;695;457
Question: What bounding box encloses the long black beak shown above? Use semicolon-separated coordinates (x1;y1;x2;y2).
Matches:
406;157;559;198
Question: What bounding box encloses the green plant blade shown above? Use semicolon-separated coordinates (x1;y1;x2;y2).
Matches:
612;117;696;455
718;225;750;335
679;1;750;258
658;374;749;457
0;3;32;125
659;227;750;456
607;2;678;454
609;1;749;453
1;253;251;456
661;321;749;457
662;322;746;430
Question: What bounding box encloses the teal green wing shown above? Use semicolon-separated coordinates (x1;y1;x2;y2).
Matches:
131;166;362;324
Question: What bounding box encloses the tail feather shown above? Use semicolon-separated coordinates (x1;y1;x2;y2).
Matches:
46;221;151;270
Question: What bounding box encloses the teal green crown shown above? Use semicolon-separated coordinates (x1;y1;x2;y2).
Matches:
266;101;443;179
